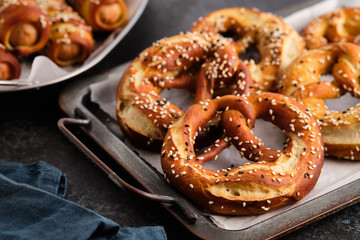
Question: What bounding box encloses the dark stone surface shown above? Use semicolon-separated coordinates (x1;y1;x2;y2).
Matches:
0;0;359;239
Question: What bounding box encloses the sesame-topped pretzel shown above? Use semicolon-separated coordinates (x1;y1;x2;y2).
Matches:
116;32;253;150
34;0;95;66
161;92;324;215
67;0;128;32
278;42;360;160
191;8;305;92
303;7;360;50
0;0;51;56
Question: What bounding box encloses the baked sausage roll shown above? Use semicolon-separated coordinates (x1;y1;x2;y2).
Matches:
116;32;253;150
303;7;360;49
34;0;95;66
191;8;305;92
278;42;360;160
161;92;324;215
67;0;128;31
0;0;50;56
0;44;21;80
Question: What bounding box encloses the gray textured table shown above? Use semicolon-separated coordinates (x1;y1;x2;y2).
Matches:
0;0;359;239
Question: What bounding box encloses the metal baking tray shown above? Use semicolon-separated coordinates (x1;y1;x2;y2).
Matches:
58;62;360;240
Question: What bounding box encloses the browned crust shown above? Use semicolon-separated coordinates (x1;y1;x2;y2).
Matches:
0;0;51;56
278;42;360;160
35;0;95;66
0;45;21;80
116;32;253;150
325;143;360;160
302;7;360;49
161;92;324;215
191;7;305;92
68;0;128;31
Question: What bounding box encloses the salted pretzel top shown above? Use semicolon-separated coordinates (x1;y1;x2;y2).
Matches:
191;7;305;92
116;32;252;149
161;92;324;215
278;42;360;160
303;7;360;49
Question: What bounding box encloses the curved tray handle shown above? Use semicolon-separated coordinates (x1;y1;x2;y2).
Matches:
58;115;197;224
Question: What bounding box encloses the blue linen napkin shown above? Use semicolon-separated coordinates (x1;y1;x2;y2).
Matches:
0;161;167;240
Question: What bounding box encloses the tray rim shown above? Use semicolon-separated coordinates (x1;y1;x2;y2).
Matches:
0;0;148;92
58;62;360;240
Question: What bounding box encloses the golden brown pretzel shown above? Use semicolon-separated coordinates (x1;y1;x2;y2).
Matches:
278;42;360;160
116;32;253;149
161;92;324;215
67;0;127;31
0;44;21;80
191;7;305;92
303;7;360;49
34;0;95;66
0;0;51;56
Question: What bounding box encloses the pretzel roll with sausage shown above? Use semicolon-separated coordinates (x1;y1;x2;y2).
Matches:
116;32;253;150
303;7;360;49
35;0;94;66
0;0;50;56
0;44;21;80
67;0;127;31
161;92;324;215
278;42;360;160
191;8;305;92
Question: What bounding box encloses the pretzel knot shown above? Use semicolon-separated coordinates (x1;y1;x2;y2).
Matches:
116;32;253;149
191;7;305;92
278;42;360;160
303;7;360;50
161;92;324;215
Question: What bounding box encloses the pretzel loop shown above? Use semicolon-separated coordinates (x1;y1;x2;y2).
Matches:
278;42;360;160
191;7;305;92
116;32;253;149
161;92;324;215
303;7;360;49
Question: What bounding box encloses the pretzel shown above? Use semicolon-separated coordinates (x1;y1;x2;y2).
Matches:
191;7;305;92
0;0;50;56
161;92;324;215
35;0;95;66
67;0;127;31
0;44;21;80
116;32;253;150
303;7;360;49
278;42;360;160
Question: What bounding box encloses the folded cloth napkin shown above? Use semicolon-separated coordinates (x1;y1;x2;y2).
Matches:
0;161;167;240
